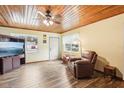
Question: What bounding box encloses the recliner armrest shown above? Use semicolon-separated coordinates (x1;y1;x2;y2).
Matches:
69;58;82;62
74;60;91;65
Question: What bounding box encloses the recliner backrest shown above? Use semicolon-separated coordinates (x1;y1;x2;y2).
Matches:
81;50;97;64
91;54;97;64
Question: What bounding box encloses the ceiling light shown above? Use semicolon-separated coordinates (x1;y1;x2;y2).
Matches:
46;22;50;26
51;16;54;19
43;19;53;26
49;20;53;25
43;20;47;24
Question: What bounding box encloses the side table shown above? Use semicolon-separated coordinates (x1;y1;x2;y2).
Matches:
104;65;116;80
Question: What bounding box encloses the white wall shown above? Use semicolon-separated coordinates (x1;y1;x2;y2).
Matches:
0;27;61;63
62;13;124;79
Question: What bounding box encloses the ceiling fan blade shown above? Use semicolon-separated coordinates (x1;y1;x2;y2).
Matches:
32;17;44;20
32;18;40;20
37;11;46;18
52;14;62;24
54;14;62;19
53;20;61;24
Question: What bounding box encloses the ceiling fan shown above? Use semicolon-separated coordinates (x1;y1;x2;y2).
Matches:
35;6;62;26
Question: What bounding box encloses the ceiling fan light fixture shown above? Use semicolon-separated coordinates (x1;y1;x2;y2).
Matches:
37;7;61;26
43;20;47;24
51;16;54;19
43;20;49;26
49;20;53;25
43;19;53;26
46;22;50;26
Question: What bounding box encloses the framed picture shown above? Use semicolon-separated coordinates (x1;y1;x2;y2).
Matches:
43;34;47;44
43;40;47;44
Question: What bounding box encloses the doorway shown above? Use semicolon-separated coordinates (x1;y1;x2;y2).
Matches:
49;37;60;60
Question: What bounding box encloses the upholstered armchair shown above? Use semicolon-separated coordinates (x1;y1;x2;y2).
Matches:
67;50;97;79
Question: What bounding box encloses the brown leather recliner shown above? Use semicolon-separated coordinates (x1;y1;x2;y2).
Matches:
67;50;97;79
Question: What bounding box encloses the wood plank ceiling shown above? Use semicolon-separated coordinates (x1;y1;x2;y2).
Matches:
0;5;124;33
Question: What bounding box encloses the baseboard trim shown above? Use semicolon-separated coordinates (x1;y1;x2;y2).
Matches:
26;60;49;64
26;59;62;64
95;69;123;80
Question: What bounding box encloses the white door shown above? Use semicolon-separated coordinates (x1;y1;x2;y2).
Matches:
49;37;59;60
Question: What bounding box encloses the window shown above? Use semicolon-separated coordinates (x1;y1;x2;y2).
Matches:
72;44;79;52
65;43;72;51
62;33;80;52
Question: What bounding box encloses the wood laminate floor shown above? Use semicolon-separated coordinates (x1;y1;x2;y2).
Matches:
0;60;124;88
